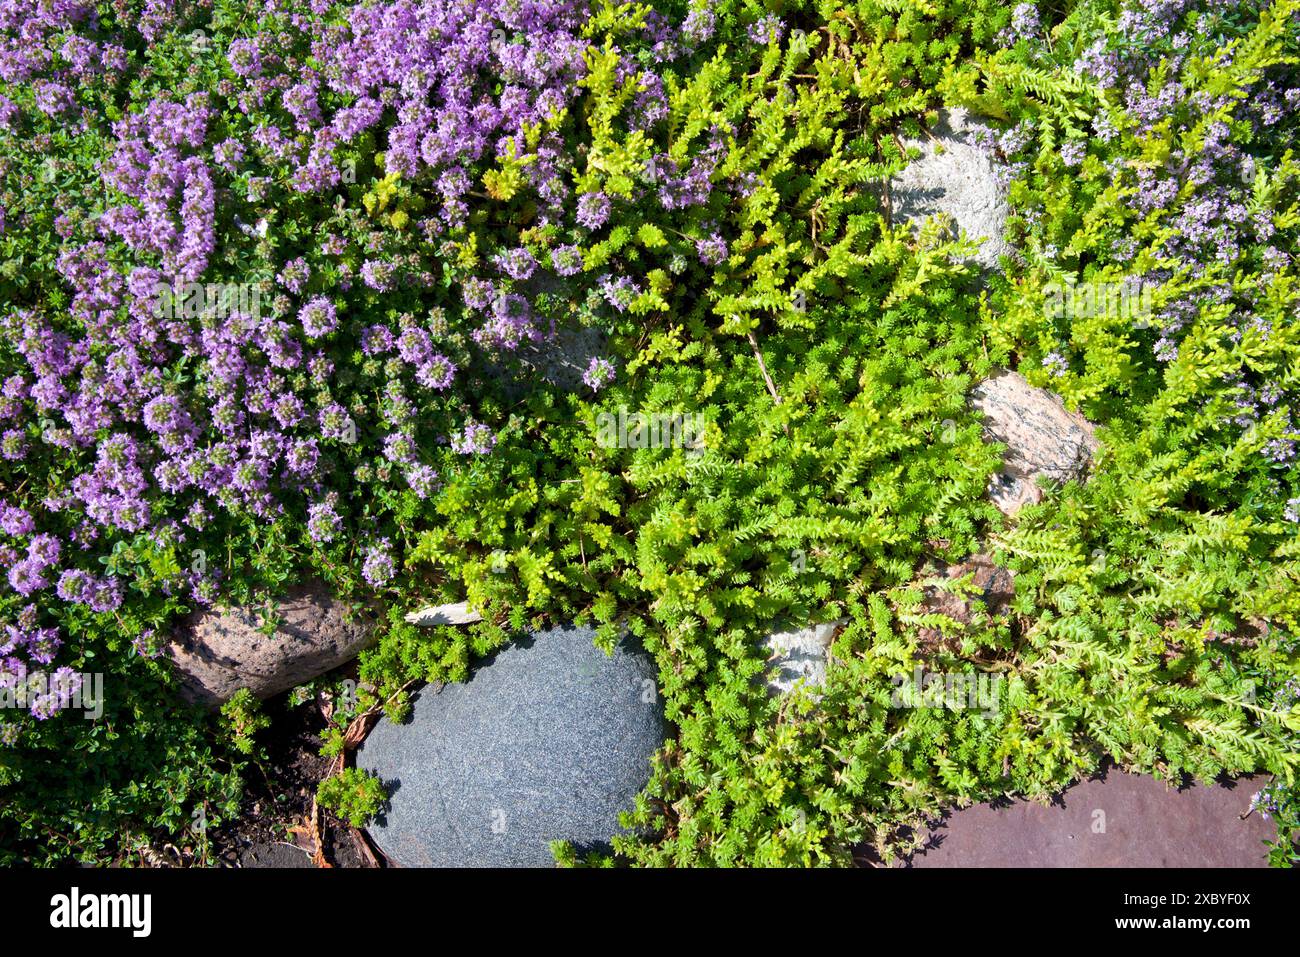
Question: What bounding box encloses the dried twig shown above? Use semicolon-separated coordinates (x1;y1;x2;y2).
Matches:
309;798;332;869
746;329;782;406
746;328;792;438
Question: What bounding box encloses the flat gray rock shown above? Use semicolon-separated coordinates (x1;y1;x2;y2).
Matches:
357;623;665;867
521;325;608;392
480;324;609;399
236;841;312;869
890;108;1013;271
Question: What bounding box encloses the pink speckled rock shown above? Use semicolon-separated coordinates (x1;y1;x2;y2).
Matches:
169;580;377;708
970;370;1100;515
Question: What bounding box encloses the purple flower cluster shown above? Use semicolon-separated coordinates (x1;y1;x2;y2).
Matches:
747;15;785;46
1001;3;1041;44
307;500;342;544
1058;140;1086;168
599;275;641;313
100;95;217;281
450;421;496;456
0;659;84;721
1009;0;1299;482
0;0;754;689
361;538;395;588
582;357;616;392
0;605;61;668
551;244;584;277
576;192;612;230
299;297;338;338
695;232;729;266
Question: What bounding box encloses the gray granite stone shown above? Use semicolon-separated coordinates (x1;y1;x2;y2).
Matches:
479;324;609;400
477;270;610;398
890;108;1014;271
761;620;846;696
357;623;665;867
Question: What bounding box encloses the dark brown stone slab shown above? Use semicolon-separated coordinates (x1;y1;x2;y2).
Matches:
905;767;1275;868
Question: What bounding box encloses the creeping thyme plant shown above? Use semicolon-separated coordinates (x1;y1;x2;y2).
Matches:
0;0;1297;865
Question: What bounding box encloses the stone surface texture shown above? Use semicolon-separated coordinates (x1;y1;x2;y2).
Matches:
519;325;607;392
902;768;1274;868
970;370;1100;515
169;580;377;708
890;108;1014;270
915;554;1016;650
357;623;665;868
762;620;846;695
405;600;484;627
237;841;312;868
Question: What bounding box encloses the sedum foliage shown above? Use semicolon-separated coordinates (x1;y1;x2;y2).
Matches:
1;0;1295;866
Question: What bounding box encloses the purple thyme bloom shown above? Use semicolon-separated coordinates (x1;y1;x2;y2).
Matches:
1042;351;1069;377
1;428;27;460
451;421;497;455
695;233;729;266
0;505;34;537
462;277;495;312
747;15;785;45
133;627;162;659
493;247;537;281
306;501;342;543
576;193;611;231
382;431;415;465
404;464;439;499
361;539;395;588
1059;140;1086;167
551;244;584;276
226;38;263;79
27;533;61;569
360;259;395;291
416;355;456;391
26;625;62;665
582;357;616;391
299;297;338;338
682;8;717;45
8;559;50;597
55;569;95;603
277;257;310;294
1008;3;1041;41
599;275;640;313
319;402;356;442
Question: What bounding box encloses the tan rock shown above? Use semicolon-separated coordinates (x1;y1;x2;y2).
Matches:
970;370;1100;515
169;580;377;708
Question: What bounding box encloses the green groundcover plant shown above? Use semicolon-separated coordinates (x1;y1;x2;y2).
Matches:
0;0;1296;866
